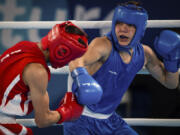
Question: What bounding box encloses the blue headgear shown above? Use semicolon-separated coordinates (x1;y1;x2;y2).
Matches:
111;4;148;51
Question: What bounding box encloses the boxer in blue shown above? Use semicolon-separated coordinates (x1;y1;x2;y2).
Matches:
65;1;180;135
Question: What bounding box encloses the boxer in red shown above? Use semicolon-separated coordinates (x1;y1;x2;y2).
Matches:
0;21;88;135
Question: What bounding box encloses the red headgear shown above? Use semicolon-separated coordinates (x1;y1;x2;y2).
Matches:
41;21;88;68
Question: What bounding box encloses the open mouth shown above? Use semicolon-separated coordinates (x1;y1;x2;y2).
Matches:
119;35;129;42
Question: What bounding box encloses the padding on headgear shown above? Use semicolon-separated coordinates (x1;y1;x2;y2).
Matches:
111;4;148;51
41;21;88;68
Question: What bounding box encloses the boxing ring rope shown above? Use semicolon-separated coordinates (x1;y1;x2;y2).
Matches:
16;118;180;127
1;20;180;127
0;20;180;29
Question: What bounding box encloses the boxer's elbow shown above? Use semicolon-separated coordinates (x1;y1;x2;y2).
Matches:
35;118;48;128
34;113;51;128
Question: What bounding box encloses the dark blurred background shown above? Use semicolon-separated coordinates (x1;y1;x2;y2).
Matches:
0;0;180;134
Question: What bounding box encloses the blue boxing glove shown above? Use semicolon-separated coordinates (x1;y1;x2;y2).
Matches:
71;67;103;105
154;30;180;72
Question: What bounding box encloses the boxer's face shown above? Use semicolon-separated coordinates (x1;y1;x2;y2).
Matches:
115;21;136;46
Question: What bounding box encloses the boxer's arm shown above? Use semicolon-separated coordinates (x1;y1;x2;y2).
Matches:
23;63;60;128
143;45;179;89
69;37;110;72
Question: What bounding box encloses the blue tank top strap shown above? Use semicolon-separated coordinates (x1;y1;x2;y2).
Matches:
106;32;112;41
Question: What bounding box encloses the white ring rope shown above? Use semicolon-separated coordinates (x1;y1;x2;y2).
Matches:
16;118;180;127
49;66;69;74
0;20;180;29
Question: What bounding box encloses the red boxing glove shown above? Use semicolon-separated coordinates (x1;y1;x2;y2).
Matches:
56;92;83;124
